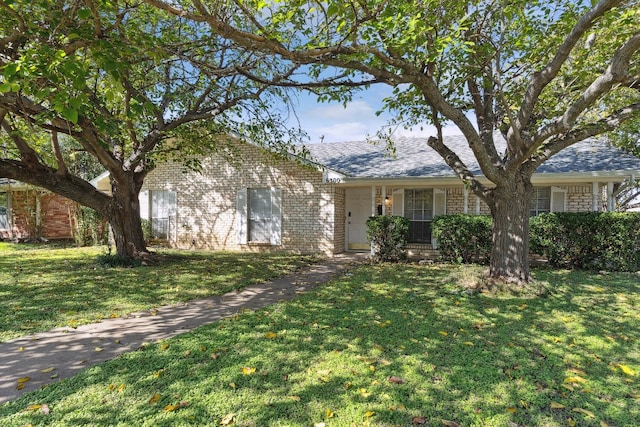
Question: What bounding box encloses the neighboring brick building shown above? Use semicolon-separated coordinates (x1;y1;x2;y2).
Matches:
0;180;76;241
92;135;640;255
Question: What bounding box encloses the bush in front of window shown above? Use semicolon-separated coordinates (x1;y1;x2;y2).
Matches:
530;212;640;271
366;215;410;263
432;214;492;264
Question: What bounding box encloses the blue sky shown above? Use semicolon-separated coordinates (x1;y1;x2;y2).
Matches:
291;84;462;144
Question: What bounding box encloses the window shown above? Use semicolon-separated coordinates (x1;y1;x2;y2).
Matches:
393;188;446;245
139;190;176;240
249;188;273;242
530;187;550;216
530;187;567;216
0;192;8;230
404;189;434;243
237;188;282;245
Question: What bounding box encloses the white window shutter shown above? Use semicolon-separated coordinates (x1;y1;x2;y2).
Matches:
166;191;177;216
433;188;446;217
270;187;282;245
550;187;567;212
139;190;149;220
392;189;404;216
237;188;248;244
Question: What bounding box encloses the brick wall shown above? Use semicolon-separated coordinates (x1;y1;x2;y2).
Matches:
40;194;75;239
142;143;342;255
561;184;594;212
0;190;74;240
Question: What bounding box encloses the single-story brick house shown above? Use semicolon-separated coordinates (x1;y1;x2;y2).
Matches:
0;179;76;241
92;135;640;255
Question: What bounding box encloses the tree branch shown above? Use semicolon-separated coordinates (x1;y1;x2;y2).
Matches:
51;131;68;176
527;101;640;172
515;0;622;133
534;32;640;145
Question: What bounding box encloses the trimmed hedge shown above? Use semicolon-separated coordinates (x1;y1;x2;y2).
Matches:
366;215;410;262
530;212;640;271
432;212;640;271
432;214;492;264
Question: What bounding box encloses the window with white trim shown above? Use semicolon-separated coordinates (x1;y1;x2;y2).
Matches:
530;187;567;216
237;187;282;245
530;187;550;216
0;192;8;230
139;190;176;240
396;188;446;244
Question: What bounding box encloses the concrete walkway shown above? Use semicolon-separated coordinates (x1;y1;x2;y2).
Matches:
0;253;367;404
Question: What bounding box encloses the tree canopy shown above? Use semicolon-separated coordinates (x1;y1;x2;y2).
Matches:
0;0;307;257
148;0;640;282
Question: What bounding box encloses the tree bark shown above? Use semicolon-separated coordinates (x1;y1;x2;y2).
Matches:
486;175;534;284
106;177;147;259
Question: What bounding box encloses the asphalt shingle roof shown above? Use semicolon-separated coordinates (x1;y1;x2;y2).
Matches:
305;134;640;178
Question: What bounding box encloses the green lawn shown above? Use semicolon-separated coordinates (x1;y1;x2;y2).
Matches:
0;243;317;342
1;258;638;426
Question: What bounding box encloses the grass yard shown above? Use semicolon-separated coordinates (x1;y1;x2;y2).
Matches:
0;243;317;342
1;260;638;426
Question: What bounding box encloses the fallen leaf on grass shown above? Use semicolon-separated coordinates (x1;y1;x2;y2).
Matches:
288;395;301;401
601;421;611;427
572;408;595;418
412;416;427;425
564;376;587;384
442;421;460;427
148;393;161;404
567;418;576;426
439;331;448;336
41;367;55;373
615;364;636;376
94;347;103;352
221;413;235;425
359;388;371;397
265;332;277;339
164;401;188;412
387;376;407;384
241;367;256;375
550;402;566;409
325;408;334;418
364;411;375;418
506;407;517;413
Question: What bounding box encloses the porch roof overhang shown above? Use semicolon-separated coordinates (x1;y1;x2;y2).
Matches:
326;170;640;188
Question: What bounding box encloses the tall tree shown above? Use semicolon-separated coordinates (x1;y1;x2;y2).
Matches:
149;0;640;282
0;0;304;259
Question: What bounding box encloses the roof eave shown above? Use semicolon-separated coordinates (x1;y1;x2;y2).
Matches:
327;170;640;187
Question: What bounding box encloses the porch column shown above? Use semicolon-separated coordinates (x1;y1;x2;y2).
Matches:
371;186;376;216
381;185;386;215
475;196;481;215
463;188;469;214
607;181;614;211
592;182;600;211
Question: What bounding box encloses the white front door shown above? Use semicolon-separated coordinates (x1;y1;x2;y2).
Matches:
345;188;372;250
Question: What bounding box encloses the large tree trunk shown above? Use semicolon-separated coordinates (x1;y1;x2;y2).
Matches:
487;175;534;284
106;173;147;259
